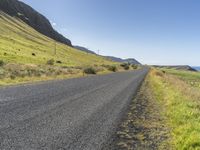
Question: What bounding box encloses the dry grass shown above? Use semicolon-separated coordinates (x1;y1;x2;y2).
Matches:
149;69;200;149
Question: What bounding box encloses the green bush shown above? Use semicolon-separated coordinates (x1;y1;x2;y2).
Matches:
83;67;96;74
47;59;54;65
0;68;5;79
108;65;117;72
0;60;4;67
124;65;129;70
10;74;16;80
120;63;130;70
132;64;138;69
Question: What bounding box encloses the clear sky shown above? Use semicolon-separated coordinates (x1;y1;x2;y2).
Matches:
21;0;200;65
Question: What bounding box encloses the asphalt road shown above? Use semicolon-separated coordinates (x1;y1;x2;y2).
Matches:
0;68;148;150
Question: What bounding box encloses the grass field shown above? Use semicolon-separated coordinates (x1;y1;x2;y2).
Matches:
149;69;200;149
0;11;122;85
0;11;116;66
161;69;200;88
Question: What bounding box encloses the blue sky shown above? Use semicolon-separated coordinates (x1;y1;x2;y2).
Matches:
21;0;200;65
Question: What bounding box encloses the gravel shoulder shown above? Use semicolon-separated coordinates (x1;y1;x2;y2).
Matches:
109;75;170;150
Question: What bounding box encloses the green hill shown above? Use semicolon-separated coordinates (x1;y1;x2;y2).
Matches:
0;11;115;67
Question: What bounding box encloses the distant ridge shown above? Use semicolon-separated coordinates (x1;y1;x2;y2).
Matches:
154;65;197;72
0;0;72;46
105;56;141;65
73;46;96;54
73;45;141;65
192;66;200;71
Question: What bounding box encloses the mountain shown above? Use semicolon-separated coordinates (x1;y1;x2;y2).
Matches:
73;46;96;54
154;65;197;72
106;56;141;65
192;66;200;71
0;0;72;46
124;58;141;65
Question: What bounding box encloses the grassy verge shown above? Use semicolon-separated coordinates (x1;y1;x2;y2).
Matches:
149;69;200;149
0;62;140;86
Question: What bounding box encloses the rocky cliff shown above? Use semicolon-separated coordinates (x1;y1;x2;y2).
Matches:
0;0;72;46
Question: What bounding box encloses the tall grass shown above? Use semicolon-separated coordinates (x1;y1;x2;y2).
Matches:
149;69;200;149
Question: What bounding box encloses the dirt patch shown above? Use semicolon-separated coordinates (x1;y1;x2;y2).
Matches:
112;78;170;150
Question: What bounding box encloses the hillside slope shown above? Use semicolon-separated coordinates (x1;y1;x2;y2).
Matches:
0;11;115;67
106;56;141;65
0;0;71;46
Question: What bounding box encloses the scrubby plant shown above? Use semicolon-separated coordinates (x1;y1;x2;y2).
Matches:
0;68;5;79
120;63;130;70
0;60;4;67
83;67;96;74
47;59;54;65
56;60;62;64
131;64;138;69
10;74;16;80
108;65;117;72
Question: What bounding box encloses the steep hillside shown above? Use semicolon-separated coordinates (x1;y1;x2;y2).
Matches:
0;0;71;46
0;11;115;66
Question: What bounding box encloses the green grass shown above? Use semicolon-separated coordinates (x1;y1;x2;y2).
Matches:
161;69;200;88
0;11;122;85
0;11;116;67
149;69;200;149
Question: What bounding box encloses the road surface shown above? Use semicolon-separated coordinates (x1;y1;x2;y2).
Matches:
0;68;148;150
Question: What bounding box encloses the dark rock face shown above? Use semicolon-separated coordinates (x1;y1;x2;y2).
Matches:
0;0;72;46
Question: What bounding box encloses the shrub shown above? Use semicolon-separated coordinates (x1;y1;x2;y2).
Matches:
83;67;96;74
10;74;16;80
0;68;5;79
56;60;62;64
108;65;117;72
47;59;54;65
120;63;130;70
124;65;129;70
132;64;138;69
32;53;36;56
0;60;4;67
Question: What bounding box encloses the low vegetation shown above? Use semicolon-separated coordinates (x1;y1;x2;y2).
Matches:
120;63;130;70
115;76;169;149
131;64;138;69
149;69;200;149
83;67;97;75
107;65;117;72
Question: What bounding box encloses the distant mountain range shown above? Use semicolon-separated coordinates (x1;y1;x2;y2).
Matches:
0;0;72;46
192;66;200;71
73;46;141;65
105;56;141;65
